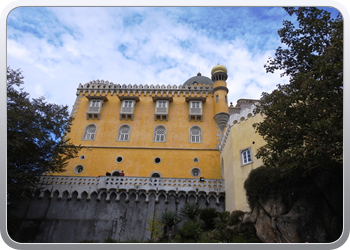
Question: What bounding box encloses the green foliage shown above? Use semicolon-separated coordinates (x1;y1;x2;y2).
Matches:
244;166;305;209
145;211;164;242
212;227;235;243
213;211;230;230
255;7;343;177
177;220;203;241
179;202;202;222
158;210;181;241
159;210;181;228
7;67;81;205
199;207;218;229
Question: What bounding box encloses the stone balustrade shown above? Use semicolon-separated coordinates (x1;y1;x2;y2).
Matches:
37;175;225;204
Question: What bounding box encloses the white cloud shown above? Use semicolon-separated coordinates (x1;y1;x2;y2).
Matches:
7;7;292;107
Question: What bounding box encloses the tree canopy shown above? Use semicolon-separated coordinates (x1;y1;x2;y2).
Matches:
253;7;343;176
7;67;81;204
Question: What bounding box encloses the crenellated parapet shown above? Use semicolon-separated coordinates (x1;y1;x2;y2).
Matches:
37;176;225;205
220;99;260;153
76;80;214;98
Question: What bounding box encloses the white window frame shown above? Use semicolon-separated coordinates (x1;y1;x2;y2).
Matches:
153;125;167;142
82;124;97;141
122;100;134;108
157;100;167;108
117;124;131;142
90;100;101;107
240;147;253;166
190;101;201;109
189;125;202;143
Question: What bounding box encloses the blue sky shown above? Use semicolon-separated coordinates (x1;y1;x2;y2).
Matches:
7;6;341;109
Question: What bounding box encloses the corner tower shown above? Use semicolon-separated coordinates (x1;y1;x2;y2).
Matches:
211;64;230;132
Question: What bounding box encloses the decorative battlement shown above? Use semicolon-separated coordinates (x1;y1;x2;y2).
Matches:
219;99;260;153
37;176;225;204
76;80;214;98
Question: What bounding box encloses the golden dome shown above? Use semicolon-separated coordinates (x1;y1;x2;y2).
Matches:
211;64;227;75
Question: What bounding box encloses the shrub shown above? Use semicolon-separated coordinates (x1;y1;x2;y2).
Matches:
159;210;181;241
179;202;202;222
178;220;203;241
200;207;218;229
214;211;230;230
145;211;164;242
212;227;235;243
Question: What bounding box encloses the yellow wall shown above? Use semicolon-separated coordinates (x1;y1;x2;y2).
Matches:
56;89;222;179
221;114;265;212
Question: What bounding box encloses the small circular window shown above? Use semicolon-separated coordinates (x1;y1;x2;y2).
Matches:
191;168;201;177
80;155;85;160
116;156;123;163
154;157;161;164
193;157;199;163
74;165;84;174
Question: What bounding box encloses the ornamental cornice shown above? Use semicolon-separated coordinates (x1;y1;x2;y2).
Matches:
76;80;213;97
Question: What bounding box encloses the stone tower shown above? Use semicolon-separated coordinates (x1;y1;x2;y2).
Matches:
211;64;230;132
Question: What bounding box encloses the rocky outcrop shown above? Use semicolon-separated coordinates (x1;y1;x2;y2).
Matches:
245;167;343;243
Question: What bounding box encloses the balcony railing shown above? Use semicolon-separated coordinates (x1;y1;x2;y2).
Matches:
38;175;225;198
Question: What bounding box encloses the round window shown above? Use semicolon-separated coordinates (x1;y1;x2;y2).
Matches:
116;156;123;163
154;157;161;164
193;157;199;163
80;155;85;160
191;168;201;177
74;165;84;174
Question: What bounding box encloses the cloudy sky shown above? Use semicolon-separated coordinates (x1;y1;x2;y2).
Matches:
7;6;341;109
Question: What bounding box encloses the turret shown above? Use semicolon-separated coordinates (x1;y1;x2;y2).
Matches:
211;64;230;132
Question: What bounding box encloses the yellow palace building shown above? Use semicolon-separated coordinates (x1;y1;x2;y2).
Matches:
50;64;264;212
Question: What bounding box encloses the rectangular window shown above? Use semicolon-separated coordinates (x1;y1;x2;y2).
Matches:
216;95;219;103
157;101;167;108
90;100;101;107
191;101;201;108
87;99;103;120
225;95;227;103
123;100;134;108
241;148;252;165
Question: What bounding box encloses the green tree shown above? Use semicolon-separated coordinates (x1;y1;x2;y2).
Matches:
254;7;343;176
159;210;181;241
179;202;202;222
7;67;81;205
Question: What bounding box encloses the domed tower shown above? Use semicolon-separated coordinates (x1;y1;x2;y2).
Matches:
211;64;230;132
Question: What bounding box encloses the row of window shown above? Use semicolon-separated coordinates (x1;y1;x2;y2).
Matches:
86;98;205;121
82;124;203;143
74;164;202;178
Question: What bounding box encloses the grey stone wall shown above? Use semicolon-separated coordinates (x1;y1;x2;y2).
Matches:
11;190;225;243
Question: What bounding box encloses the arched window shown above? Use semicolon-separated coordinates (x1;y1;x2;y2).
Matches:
82;124;97;141
153;125;166;142
189;126;202;143
117;125;131;141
